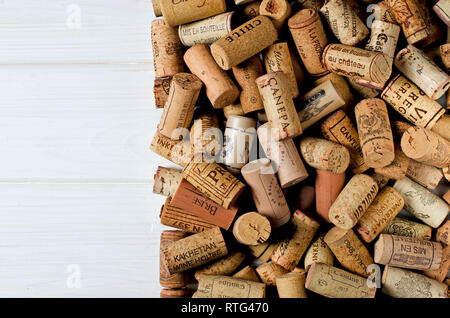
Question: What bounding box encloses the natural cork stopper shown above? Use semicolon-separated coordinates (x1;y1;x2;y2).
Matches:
369;171;390;189
276;272;308;298
315;170;346;223
375;234;443;271
162;227;228;274
182;161;246;209
431;114;450;142
153;166;182;197
160;288;193;298
194;274;266;298
248;241;278;262
382;217;432;241
149;130;191;167
271;210;320;271
423;245;450;283
365;20;400;59
299;137;350;174
242;1;261;20
183;44;239;109
297;0;323;10
440;44;450;71
406;159;444;190
210;15;278;70
232;212;271;246
256;261;289;286
158;73;203;138
194;251;246;280
347;77;380;99
329;174;379;230
434;0;450;27
355;186;404;244
159;0;227;27
256;72;303;141
257;122;309;189
241;159;291;228
436;220;450;246
304;235;334;271
314;73;355;112
223;103;245;118
152;0;162;17
259;0;291;30
288;9;329;77
160;231;190;288
190;112;220;161
324;227;374;277
305;263;376;298
232;265;260;282
374;147;410;180
355;98;395;168
444;166;450;182
154;77;172;108
373;1;397;24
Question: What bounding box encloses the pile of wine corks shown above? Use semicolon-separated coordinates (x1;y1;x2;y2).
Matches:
152;0;450;299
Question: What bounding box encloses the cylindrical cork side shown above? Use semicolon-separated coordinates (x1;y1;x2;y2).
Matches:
194;274;266;298
232;212;272;246
223;103;245;118
233;265;260;282
304;235;334;271
436;220;450;246
431;114;450;142
374;147;410;180
248;241;278;262
259;0;292;30
194;251;246;280
382;217;432;241
406;159;444;190
160;230;190;288
387;0;428;45
153;167;182;197
365;20;400;59
256;261;289;286
315;169;346;223
314;74;355;112
190;112;220;161
160;288;193;298
276;272;308;298
159;0;227;27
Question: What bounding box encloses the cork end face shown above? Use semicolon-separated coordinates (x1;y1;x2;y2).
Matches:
211;87;240;109
324;226;349;245
329;210;355;231
304;262;318;289
355;225;373;243
173;72;203;91
210;42;232;70
288;8;317;28
241;158;272;175
365;148;395;169
400;127;429;160
373;234;387;265
281;174;309;189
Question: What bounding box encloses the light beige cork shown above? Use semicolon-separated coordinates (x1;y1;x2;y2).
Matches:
374;146;410;180
259;0;292;30
232;212;272;245
305;263;377;298
406;159;444;190
329;174;379;230
401;126;450;168
347;77;380;99
321;110;369;174
391;120;413;139
355;186;404;243
256;72;303;141
355;98;395;168
242;1;261;20
382;217;432;241
288;9;329;77
314;74;355;112
154;77;172;109
434;0;450;26
160;288;193;298
194;251;246;280
271;210;320;271
431;114;450;141
257;122;309;189
381;75;446;129
369;171;390;189
423;245;450;282
160;231;190;288
152;0;162;17
375;234;443;270
233;265;261;282
393;177;449;228
235;0;256;4
372;1;398;24
182;161;246;209
322;44;392;88
299;137;350;174
149;130;191;167
324;227;374;277
153;166;182;197
210;15;278;70
444;166;450;182
264;42;299;98
440;44;450;71
436;220;450;246
184;44;240;109
297;80;346;130
297;0;323;11
159;0;227;27
190;112;220;161
248;241;277;262
304;235;334;271
151;19;184;78
241;159;291;228
256;261;289;286
194;274;266;298
223;103;245;118
315;170;346;223
232;55;265;114
276;272;308;298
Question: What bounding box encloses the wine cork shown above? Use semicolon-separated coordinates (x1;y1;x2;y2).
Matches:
299;137;350;174
436;220;450;246
304;235;334;271
264;42;299;98
381;75;446;129
233;266;260;282
182;161;246;209
443;190;450;205
271;210;320;271
241;159;291;227
232;55;264;114
395;45;450;100
158;73;203;138
149;130;191;167
184;44;240;109
355;98;395;168
257;110;268;123
322;44;392;88
194;274;266;298
315;170;346;223
374;147;410;180
190;112;220;161
288;9;329;77
160;231;190;288
375;234;443;271
440;44;450;71
151;19;184;77
347;77;380;99
382;265;448;298
365;20;400;59
444;166;450;182
159;0;227;27
235;0;255;4
194;251;246;280
223;103;245;118
233;212;271;245
152;0;162;17
355;186;404;243
391;120;413;139
369;171;390;189
242;1;261;20
305;263;377;298
257;122;309;189
324;227;374;277
294;184;316;212
248;241;277;262
372;1;398;24
153;166;182;197
256;72;302;141
178;12;233;47
321;110;369;174
320;0;369;46
431;114;450;142
210;16;278;70
160;288;193;298
297;0;323;11
160;197;215;233
423;245;450;282
382;217;432;241
434;0;450;26
256;261;289;286
329;174;379;230
259;0;291;30
297;80;346;130
289;46;305;86
314;74;355;112
276;272;308;298
406;159;443;190
154;77;172;109
401;126;450;168
393;177;449;228
162;227;228;274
